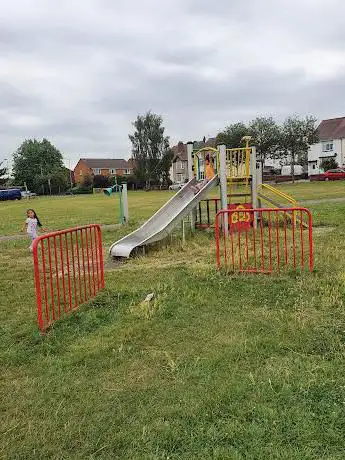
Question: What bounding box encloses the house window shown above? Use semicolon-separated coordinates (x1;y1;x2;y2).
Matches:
109;169;116;175
322;141;334;152
179;161;184;170
79;170;83;176
177;173;183;183
124;169;131;175
92;168;101;175
312;164;316;170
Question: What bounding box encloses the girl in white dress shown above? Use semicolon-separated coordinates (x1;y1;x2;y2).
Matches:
21;209;43;251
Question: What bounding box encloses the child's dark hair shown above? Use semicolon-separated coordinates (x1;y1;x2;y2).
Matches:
27;209;42;227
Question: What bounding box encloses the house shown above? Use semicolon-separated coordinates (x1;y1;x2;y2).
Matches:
74;158;133;184
308;117;345;176
170;138;216;183
170;142;188;184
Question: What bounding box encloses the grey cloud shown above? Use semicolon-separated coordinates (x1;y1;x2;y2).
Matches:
93;65;307;114
0;82;42;110
0;0;344;165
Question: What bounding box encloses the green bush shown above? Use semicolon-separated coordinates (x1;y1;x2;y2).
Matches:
71;186;93;195
320;157;338;172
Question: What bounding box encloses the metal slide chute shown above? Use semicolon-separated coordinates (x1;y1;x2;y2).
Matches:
110;175;219;258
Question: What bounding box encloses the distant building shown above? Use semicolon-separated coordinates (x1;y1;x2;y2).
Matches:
74;158;133;184
170;138;216;183
308;117;345;175
170;142;188;184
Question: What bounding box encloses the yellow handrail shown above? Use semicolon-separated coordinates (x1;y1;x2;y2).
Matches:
258;183;298;206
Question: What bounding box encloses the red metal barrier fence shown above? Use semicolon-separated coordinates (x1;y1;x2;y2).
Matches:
215;208;313;274
32;225;104;332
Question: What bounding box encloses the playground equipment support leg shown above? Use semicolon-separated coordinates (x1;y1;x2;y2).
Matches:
187;141;195;232
250;147;259;227
122;183;129;223
218;143;228;236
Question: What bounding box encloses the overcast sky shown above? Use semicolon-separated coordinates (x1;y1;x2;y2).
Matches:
1;0;344;167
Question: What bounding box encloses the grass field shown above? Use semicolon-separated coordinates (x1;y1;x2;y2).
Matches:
2;182;345;459
0;181;344;237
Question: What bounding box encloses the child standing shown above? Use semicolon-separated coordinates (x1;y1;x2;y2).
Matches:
191;155;216;193
21;209;43;251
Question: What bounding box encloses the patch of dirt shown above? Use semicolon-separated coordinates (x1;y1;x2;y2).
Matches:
313;226;335;235
104;258;128;270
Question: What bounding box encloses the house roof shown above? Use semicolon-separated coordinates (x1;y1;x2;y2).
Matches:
318;117;345;140
193;138;217;149
80;158;132;169
171;138;217;162
172;142;188;162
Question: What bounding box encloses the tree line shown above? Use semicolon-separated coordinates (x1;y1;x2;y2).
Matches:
216;115;318;179
2;112;319;193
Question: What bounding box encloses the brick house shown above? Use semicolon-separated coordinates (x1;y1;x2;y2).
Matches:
170;138;216;183
74;158;133;184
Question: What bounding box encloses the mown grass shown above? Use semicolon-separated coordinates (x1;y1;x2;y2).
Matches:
1;181;345;236
1;190;345;458
0;190;174;236
278;180;345;201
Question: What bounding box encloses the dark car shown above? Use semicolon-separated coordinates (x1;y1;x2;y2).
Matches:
324;169;345;181
0;188;22;201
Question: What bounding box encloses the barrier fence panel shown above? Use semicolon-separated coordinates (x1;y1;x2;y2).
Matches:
32;225;105;332
215;208;313;274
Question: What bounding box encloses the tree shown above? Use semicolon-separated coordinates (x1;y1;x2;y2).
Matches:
82;174;93;189
280;115;318;182
12;138;67;193
248;117;281;165
0;160;8;185
129;111;170;189
160;149;174;186
216;122;248;148
320;157;338;172
93;175;111;188
33;166;70;194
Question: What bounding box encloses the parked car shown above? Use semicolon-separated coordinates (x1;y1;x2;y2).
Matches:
169;183;184;191
324;169;345;181
0;188;22;201
21;190;37;198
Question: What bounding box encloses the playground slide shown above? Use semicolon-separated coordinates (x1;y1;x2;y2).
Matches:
110;175;219;258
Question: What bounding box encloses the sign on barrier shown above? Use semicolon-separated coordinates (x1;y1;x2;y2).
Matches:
228;203;253;232
32;225;105;332
215;208;313;273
